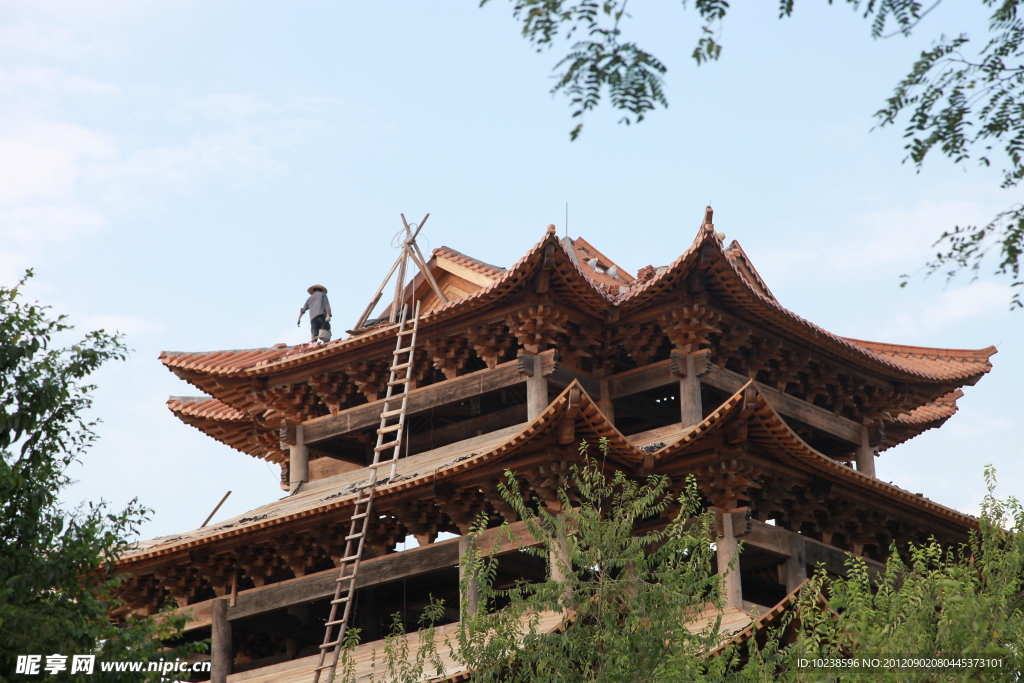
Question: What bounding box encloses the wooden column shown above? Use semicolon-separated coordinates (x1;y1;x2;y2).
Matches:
458;536;479;617
289;424;309;493
715;509;742;609
522;352;549;420
211;598;231;683
671;350;704;428
598;378;615;425
782;532;807;593
549;529;571;593
856;424;876;478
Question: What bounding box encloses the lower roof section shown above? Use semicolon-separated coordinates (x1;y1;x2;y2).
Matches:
123;382;976;572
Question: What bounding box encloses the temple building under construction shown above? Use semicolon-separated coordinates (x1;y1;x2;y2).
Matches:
112;209;995;681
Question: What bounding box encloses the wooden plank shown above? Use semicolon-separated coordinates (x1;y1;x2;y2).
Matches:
302;359;528;444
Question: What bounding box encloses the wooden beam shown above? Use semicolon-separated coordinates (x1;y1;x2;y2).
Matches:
405;404;527;455
302;358;530;444
739;519;885;578
702;364;862;444
602;359;861;445
170;522;539;632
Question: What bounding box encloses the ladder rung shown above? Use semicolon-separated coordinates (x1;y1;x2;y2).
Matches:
393;346;413;354
314;664;336;671
377;423;402;434
368;460;396;469
374;440;399;452
350;512;368;520
397;328;415;336
319;641;341;650
338;554;360;563
331;596;351;605
326;618;346;626
344;532;363;541
387;378;408;386
391;361;411;371
380;408;403;419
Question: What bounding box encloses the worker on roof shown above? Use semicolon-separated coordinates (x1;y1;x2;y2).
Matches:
298;285;332;342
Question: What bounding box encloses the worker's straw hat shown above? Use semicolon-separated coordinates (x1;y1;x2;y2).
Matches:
307;284;328;294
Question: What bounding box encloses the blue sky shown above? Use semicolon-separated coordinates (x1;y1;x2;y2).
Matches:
2;1;1019;539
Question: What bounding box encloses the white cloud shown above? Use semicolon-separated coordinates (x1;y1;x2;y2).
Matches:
874;280;1013;339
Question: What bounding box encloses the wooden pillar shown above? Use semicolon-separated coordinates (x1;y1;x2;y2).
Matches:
549;526;572;598
715;510;742;609
856;425;876;478
522;352;549;420
672;350;704;427
782;533;807;593
289;424;308;493
211;598;232;683
598;378;615;425
458;536;479;617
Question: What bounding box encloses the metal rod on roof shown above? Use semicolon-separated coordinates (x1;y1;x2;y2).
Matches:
201;491;232;528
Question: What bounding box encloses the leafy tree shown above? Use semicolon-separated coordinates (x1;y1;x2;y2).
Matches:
787;465;1024;681
485;0;1024;306
363;439;779;682
0;272;199;682
357;443;1022;682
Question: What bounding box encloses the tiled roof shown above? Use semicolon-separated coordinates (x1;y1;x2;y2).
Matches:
166;396;285;463
896;390;961;425
126;381;975;569
158;213;994;440
161;345;291;374
433;246;506;278
167;396;248;421
616;222;995;384
841;340;995;382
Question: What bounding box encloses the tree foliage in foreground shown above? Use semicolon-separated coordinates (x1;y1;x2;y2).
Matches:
0;272;198;682
357;440;1024;682
484;0;1024;307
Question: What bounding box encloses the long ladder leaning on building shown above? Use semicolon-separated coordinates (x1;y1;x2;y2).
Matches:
312;301;420;683
313;213;444;683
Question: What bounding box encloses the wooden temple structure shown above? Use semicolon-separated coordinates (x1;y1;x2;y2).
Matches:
114;209;996;681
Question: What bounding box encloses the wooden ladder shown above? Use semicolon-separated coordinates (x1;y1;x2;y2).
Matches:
311;301;420;683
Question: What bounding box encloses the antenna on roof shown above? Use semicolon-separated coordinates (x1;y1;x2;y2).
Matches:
565;202;568;237
350;213;448;333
